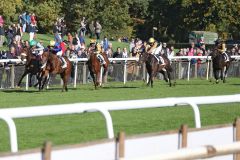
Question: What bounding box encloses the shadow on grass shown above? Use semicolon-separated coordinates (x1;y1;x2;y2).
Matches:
101;86;139;89
1;89;39;93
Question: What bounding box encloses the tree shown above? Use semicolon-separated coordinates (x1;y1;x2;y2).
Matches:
0;0;23;26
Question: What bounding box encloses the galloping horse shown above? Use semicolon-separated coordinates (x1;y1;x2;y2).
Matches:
17;47;41;87
88;51;110;89
139;52;173;87
209;48;231;84
39;50;72;91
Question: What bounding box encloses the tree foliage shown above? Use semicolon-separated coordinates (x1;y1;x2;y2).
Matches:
0;0;23;25
1;0;240;41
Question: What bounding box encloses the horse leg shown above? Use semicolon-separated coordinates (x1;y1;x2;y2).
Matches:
147;70;151;86
17;71;28;87
33;72;40;88
223;65;229;83
213;69;219;84
29;73;33;87
90;71;97;89
102;66;108;84
167;70;172;87
61;71;70;92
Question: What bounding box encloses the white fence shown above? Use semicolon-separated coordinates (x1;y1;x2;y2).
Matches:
0;122;239;160
0;94;239;153
1;56;240;90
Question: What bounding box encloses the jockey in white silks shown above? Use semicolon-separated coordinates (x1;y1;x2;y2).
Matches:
95;43;107;67
29;40;44;56
218;43;229;62
147;38;165;66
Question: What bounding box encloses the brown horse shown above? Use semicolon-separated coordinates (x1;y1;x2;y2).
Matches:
208;48;231;84
39;51;72;91
17;47;41;87
88;52;110;89
139;52;173;88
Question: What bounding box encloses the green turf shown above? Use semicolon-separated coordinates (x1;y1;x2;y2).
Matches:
0;78;240;152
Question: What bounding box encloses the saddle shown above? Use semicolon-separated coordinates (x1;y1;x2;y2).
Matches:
96;54;106;65
153;54;165;66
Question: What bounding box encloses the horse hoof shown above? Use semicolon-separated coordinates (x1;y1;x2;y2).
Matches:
216;80;219;84
223;80;226;83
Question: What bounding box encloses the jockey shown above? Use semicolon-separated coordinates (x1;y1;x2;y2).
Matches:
218;42;229;62
146;37;165;66
29;40;44;56
49;40;67;69
94;43;107;67
88;39;96;53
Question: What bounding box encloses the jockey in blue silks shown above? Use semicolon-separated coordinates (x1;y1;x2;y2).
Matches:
42;40;67;69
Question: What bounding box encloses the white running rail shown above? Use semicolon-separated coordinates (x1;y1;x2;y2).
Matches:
0;94;239;153
1;56;240;89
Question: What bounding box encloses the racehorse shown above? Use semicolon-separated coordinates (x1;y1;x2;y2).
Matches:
17;47;41;87
39;50;72;91
208;48;231;84
139;52;173;88
87;52;110;89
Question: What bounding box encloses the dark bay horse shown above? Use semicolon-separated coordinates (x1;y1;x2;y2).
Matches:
40;51;72;91
17;47;41;87
209;49;231;84
139;52;173;87
88;52;110;89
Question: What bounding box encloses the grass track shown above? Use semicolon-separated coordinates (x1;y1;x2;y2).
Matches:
0;78;240;152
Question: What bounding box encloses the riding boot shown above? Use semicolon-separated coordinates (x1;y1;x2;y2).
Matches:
61;57;67;69
41;62;47;69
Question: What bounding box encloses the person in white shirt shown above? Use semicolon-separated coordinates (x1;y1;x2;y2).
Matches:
122;47;128;58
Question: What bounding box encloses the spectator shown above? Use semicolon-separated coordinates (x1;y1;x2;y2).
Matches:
29;23;37;41
122;47;128;58
79;17;87;37
79;35;85;45
187;42;196;56
187;42;197;65
102;37;109;51
31;13;37;26
168;46;175;58
113;47;122;58
88;21;95;38
199;44;206;56
95;20;102;41
9;40;17;58
12;24;17;39
0;15;4;47
129;39;135;53
67;32;73;45
15;24;22;42
26;12;31;32
77;46;88;58
161;42;169;57
105;42;113;58
20;12;27;32
5;25;14;46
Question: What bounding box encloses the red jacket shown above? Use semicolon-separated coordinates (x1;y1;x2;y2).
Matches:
60;42;66;56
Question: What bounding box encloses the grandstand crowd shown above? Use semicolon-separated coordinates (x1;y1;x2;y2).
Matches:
0;12;240;64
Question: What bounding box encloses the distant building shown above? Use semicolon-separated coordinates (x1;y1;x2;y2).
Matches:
189;31;218;44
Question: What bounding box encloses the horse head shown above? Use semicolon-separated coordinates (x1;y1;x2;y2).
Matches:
41;50;50;67
20;47;31;64
138;52;149;65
